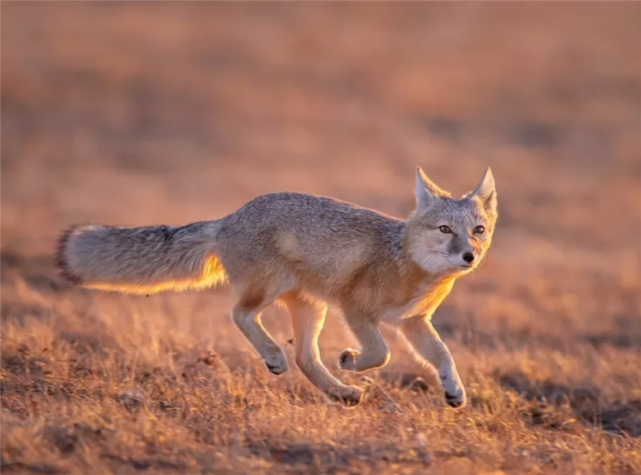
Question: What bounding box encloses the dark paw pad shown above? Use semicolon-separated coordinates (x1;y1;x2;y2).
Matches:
445;392;466;409
338;349;358;370
265;362;287;375
329;390;364;407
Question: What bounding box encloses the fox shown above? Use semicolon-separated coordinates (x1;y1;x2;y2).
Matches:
56;167;497;408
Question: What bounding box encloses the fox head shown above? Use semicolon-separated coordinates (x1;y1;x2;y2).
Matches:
406;167;498;276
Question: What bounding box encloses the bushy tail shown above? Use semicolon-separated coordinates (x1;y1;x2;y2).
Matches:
55;221;226;294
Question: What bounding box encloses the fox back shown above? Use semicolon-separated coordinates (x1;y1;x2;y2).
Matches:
56;167;497;310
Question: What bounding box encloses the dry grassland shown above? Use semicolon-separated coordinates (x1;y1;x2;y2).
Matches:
2;3;640;474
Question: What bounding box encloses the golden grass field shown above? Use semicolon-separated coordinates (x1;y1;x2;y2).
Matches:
1;3;640;474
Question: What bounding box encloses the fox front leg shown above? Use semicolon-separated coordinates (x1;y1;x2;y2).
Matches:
399;316;466;408
338;316;390;372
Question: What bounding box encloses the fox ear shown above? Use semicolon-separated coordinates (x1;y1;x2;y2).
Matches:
469;168;497;214
415;166;447;210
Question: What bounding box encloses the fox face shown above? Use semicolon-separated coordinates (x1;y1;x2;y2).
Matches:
407;167;498;275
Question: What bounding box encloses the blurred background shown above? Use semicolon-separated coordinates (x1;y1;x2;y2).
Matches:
3;3;639;254
1;3;640;472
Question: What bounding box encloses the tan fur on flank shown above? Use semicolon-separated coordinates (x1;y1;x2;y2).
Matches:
56;167;498;407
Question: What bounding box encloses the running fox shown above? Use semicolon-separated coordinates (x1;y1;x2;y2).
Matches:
56;167;498;408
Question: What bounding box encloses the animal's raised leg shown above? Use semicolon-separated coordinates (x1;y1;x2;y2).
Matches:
338;315;390;372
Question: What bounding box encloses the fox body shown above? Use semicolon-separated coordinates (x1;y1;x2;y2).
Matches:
57;167;498;407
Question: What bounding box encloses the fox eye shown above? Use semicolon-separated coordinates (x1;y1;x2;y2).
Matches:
439;225;452;234
474;225;485;235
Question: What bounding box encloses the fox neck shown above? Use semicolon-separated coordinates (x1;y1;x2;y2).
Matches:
379;248;456;321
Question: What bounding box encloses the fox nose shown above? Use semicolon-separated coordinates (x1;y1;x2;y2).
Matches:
462;252;475;264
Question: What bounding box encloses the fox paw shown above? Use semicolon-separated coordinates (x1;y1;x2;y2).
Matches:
439;366;467;409
444;390;466;408
441;379;466;409
327;386;364;407
338;348;359;370
263;351;289;375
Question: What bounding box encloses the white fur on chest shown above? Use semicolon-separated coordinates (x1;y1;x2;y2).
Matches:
378;283;445;323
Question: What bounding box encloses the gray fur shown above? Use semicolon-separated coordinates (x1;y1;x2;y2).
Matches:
58;221;221;292
56;167;498;407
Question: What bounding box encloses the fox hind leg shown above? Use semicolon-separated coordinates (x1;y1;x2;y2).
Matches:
282;293;363;407
231;289;289;375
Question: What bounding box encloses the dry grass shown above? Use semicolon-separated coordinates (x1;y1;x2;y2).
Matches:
2;3;640;474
